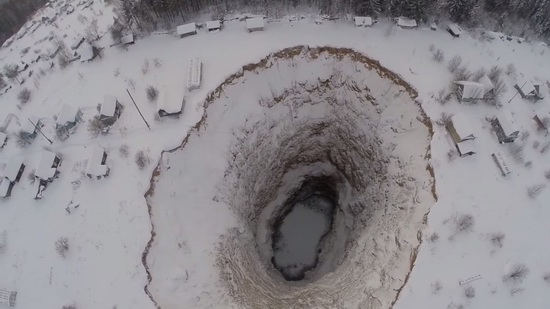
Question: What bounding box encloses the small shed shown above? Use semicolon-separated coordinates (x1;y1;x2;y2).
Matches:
56;104;83;130
100;95;122;126
176;22;197;38
4;157;25;183
79;43;95;63
0;178;12;198
430;22;437;31
455;139;477;157
0;132;7;148
86;146;109;179
447;113;476;143
121;34;135;45
186;58;202;91
71;37;85;50
492;152;511;176
206;20;222;32
454;81;486;102
491;111;519;143
157;84;186;118
246;17;265;32
35;150;61;181
447;23;463;37
396;17;417;29
354;16;373;27
514;80;543;100
533;115;548;135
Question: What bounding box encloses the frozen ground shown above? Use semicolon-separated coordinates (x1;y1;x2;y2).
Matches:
0;1;548;308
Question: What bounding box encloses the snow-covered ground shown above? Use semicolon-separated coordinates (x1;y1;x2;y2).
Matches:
0;1;549;308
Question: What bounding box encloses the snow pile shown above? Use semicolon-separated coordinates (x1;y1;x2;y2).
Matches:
147;46;435;308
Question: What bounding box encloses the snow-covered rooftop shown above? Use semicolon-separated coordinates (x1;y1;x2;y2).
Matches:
157;83;185;115
246;17;264;30
396;17;417;28
498;111;519;137
86;145;108;177
0;178;9;197
56;104;79;126
35;150;57;180
101;95;117;117
479;75;494;92
456;139;476;155
176;22;196;36
121;34;134;45
4;157;24;182
206;20;221;30
516;78;537;95
186;58;201;91
354;16;373;27
455;81;486;99
451;113;475;141
20;117;40;134
79;43;94;62
447;23;462;36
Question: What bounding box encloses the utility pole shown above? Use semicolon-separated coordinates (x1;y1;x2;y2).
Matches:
28;118;53;144
126;89;151;131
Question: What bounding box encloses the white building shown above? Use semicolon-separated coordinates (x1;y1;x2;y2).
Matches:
246;17;265;32
176;22;197;37
515;79;543;100
86;146;109;179
186;58;202;91
448;113;476;143
100;95;122;126
35;150;61;181
157;83;186;118
4;157;25;183
206;20;222;32
492;111;519;143
447;23;463;37
79;43;95;62
56;104;82;129
354;16;373;27
0;288;16;307
0;178;11;198
396;17;417;29
121;34;135;45
454;81;487;102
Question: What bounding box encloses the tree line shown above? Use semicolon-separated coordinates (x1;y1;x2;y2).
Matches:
0;0;48;45
114;0;550;39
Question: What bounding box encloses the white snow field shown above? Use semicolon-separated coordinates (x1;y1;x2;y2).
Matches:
0;2;548;309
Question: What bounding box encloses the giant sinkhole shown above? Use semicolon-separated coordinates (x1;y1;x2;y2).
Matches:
149;46;435;308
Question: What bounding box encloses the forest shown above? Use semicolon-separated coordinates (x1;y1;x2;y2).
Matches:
0;0;48;44
116;0;549;38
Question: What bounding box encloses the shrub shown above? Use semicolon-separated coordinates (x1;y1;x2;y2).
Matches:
503;263;529;283
27;169;36;184
427;232;439;243
540;141;550;154
55;236;69;258
524;161;532;168
15;131;32;148
545;170;550;179
533;141;540;149
3;64;19;82
508;143;525;163
153;58;162;68
493;78;507;95
464;286;475;298
453;65;472;81
58;53;69;69
432;49;445;63
472;67;487;82
544;273;550;283
505;63;517;76
135;150;151;170
488;65;503;82
142;58;150;74
447;149;457;161
435;88;452;105
87;116;106;137
435;112;453;126
0;230;6;253
18;88;31;104
452;213;475;235
119;144;129;158
490;232;505;248
527;184;545;199
146;86;158;102
431;280;442;295
448;55;463;73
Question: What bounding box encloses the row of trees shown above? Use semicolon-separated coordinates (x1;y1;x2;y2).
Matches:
113;0;550;39
0;0;48;44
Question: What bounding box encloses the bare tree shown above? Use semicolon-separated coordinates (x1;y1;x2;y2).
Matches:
427;232;440;243
489;232;505;248
436;88;452;105
508;143;525;163
87;115;106;137
488;65;503;82
527;184;545;199
505;63;517;77
543;273;550;283
435;112;453;126
0;230;6;253
85;18;100;41
464;286;475;298
448;55;463;73
432;49;445;62
3;64;20;83
431;280;443;295
472;67;487;82
503;263;529;283
17;88;31;104
55;236;69;258
119;144;129;158
142;58;150;74
146;86;158;102
449;213;475;239
135;150;151;170
453;65;472;81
